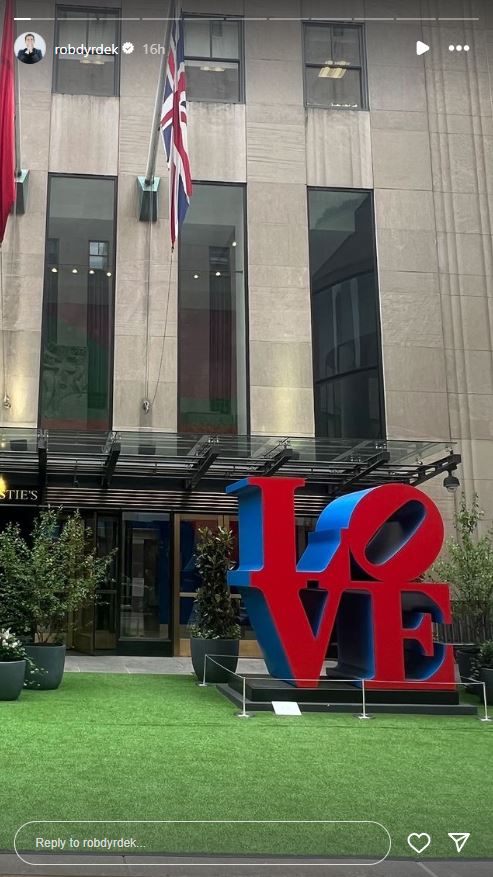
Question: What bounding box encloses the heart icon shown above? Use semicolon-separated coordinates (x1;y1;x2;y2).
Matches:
407;833;431;855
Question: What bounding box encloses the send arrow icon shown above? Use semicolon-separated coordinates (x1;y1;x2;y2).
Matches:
416;40;430;56
448;833;470;853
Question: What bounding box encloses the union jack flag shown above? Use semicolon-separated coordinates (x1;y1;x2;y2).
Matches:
160;12;192;249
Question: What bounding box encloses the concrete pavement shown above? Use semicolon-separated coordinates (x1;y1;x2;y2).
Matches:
64;654;269;675
0;854;492;876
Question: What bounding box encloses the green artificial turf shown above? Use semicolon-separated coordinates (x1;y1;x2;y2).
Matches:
1;673;492;861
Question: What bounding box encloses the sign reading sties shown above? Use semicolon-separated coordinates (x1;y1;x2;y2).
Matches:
0;475;38;503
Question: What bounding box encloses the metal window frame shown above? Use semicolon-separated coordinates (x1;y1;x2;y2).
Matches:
38;172;118;432
88;238;110;270
53;4;122;97
183;12;245;104
302;21;369;111
307;186;386;441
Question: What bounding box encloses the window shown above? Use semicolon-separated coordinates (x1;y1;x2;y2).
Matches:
39;175;117;430
183;16;243;102
304;23;367;109
308;189;384;439
178;183;247;434
54;6;120;96
46;238;59;266
89;240;109;271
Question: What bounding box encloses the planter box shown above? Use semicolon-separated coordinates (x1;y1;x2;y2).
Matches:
479;668;493;706
190;637;239;683
456;647;480;694
25;644;66;690
0;659;26;700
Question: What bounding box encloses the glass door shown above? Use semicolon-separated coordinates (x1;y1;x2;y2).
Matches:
94;515;119;649
72;512;96;654
174;514;246;656
72;512;119;654
119;514;172;654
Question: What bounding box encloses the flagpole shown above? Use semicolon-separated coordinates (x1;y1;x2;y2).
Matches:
144;0;175;185
13;0;21;176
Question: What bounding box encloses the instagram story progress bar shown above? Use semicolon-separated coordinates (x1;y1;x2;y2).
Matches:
14;820;392;867
14;14;481;20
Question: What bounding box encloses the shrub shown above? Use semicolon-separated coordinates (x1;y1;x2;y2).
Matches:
430;494;493;643
477;641;493;671
0;509;115;644
190;527;240;640
0;628;28;662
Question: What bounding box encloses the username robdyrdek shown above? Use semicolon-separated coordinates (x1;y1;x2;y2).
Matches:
55;43;119;57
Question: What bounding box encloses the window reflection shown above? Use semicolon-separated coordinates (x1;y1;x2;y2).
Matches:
40;176;116;430
184;16;242;103
178;184;247;435
54;6;120;96
304;23;366;110
308;190;384;439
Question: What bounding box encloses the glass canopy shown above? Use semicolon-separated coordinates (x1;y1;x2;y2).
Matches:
0;428;459;493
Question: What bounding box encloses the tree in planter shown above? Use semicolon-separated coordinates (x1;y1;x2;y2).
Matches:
190;527;240;683
0;509;114;644
192;527;240;639
0;509;115;690
430;494;493;645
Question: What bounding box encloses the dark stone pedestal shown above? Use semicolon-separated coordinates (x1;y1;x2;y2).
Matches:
218;674;477;716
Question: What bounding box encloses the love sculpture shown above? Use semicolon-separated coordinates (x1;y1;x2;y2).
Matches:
227;478;455;690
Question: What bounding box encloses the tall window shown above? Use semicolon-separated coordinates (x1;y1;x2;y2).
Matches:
179;184;247;435
183;16;243;103
54;6;121;96
39;176;116;430
304;23;367;109
308;189;384;439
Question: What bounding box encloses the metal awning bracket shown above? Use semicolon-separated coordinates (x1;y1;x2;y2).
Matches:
102;432;121;488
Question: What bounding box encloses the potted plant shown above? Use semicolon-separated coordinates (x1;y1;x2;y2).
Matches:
0;628;29;700
190;526;240;683
430;495;493;686
0;509;114;690
473;641;493;705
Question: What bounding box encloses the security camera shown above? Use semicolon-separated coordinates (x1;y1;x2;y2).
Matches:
443;470;460;493
142;399;151;413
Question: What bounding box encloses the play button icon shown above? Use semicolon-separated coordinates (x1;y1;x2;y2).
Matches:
416;40;430;56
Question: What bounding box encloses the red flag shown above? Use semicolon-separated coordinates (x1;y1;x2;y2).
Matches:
0;0;16;243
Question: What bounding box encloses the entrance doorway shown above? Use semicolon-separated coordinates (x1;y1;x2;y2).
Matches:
72;512;172;655
119;514;171;654
72;513;120;653
72;509;267;657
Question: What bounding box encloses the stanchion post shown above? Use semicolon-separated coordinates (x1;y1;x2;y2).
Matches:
480;681;493;723
198;653;208;687
236;674;252;719
357;678;373;720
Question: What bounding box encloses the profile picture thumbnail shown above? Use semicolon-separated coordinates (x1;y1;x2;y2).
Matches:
14;31;46;65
